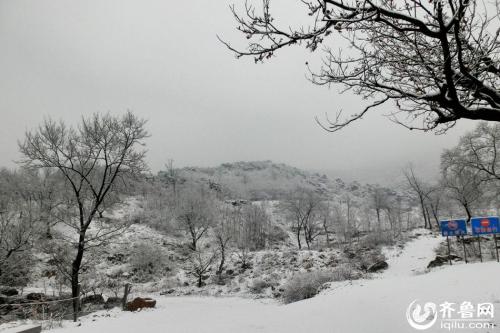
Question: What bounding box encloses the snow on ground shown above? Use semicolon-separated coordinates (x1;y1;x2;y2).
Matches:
382;229;443;278
40;232;499;333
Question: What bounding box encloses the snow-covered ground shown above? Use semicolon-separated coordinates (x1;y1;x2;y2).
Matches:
382;229;442;278
25;231;500;332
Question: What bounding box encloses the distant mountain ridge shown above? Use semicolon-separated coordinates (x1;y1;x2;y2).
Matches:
160;160;385;202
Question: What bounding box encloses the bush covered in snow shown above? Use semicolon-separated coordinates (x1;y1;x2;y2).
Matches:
282;271;333;304
249;278;276;294
282;264;359;304
359;231;395;248
129;242;171;282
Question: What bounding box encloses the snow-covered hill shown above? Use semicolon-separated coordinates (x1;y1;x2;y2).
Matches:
37;231;499;333
159;160;388;202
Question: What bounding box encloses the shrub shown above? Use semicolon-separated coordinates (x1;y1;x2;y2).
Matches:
249;278;275;294
0;251;33;287
129;242;170;282
282;271;333;304
359;231;395;248
357;249;386;271
331;264;357;281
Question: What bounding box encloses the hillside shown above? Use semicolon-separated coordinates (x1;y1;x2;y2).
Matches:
31;231;500;333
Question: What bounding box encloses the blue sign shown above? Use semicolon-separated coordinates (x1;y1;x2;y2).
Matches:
440;219;467;237
471;217;500;235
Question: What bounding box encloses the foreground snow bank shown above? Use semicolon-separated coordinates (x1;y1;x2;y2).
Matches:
14;233;494;333
46;264;500;332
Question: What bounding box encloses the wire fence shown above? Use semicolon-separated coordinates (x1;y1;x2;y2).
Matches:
0;285;132;330
0;296;77;330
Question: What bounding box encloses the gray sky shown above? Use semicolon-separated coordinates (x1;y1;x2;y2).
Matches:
0;0;477;182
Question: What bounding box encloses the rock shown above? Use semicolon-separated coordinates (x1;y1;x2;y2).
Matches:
125;297;156;311
26;293;45;301
0;288;18;296
160;289;175;296
427;255;462;268
225;269;234;275
367;261;389;272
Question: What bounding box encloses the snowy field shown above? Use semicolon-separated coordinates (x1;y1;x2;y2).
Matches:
33;231;499;333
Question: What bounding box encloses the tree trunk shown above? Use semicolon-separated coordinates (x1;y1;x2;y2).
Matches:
424;206;433;230
376;209;381;230
189;225;197;251
323;220;330;245
217;242;226;276
419;198;428;229
296;225;302;249
71;231;86;322
463;203;472;223
303;226;311;250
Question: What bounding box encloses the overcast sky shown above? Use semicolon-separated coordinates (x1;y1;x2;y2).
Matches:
0;0;477;183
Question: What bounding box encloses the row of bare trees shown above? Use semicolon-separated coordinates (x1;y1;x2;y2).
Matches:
281;185;415;250
403;122;500;228
139;174;275;287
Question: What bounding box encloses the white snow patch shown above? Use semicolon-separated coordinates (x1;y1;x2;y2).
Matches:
382;229;443;278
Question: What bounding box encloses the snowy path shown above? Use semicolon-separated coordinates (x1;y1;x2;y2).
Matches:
382;229;443;278
43;233;500;333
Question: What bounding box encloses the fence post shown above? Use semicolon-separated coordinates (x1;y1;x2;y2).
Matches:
495;235;499;263
122;283;131;311
461;236;468;263
478;236;483;262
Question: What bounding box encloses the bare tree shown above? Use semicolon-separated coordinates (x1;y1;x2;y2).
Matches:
239;203;270;250
449;122;500;183
281;188;321;249
222;0;500;132
0;195;34;282
188;248;218;288
176;186;216;251
330;202;349;245
318;201;334;245
441;152;483;221
370;187;390;230
404;166;433;229
214;204;233;277
425;185;443;228
163;159;182;197
340;194;358;245
18;111;148;321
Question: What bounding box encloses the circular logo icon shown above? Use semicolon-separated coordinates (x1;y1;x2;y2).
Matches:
406;300;437;330
447;220;458;230
481;219;490;227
